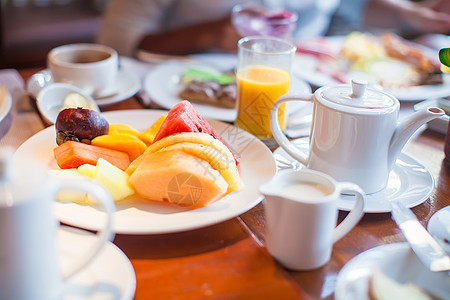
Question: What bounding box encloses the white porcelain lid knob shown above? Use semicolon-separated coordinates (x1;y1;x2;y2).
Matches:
351;79;367;98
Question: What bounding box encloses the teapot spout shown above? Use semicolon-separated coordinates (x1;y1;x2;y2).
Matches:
389;107;444;167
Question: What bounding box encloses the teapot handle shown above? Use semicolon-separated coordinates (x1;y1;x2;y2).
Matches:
269;93;313;165
55;177;115;280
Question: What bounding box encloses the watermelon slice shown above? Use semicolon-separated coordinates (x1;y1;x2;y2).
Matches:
153;101;240;165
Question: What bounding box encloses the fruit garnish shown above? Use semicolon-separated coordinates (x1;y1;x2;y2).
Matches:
439;48;450;68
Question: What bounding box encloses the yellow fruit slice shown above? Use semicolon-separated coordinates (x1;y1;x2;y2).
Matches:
48;169;95;205
155;142;242;192
77;163;96;178
127;132;235;175
94;158;135;201
145;132;235;165
108;123;141;136
139;115;166;145
91;133;147;161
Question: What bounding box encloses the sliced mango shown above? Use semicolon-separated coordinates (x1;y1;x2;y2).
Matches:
139;115;166;145
91;133;147;161
108;123;141;136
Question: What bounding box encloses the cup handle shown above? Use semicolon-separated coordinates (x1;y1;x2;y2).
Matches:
332;182;365;243
269;93;313;165
55;177;115;279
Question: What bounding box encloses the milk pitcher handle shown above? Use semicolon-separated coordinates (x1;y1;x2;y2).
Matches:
56;178;115;279
332;182;365;243
270;93;313;165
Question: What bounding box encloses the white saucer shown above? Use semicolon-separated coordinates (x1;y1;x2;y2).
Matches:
427;206;450;254
273;137;434;213
26;69;140;107
58;226;136;300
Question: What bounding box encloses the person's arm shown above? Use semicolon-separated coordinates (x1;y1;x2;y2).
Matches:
364;0;450;34
137;15;241;55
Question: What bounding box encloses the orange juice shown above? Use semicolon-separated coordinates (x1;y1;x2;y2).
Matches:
235;65;290;139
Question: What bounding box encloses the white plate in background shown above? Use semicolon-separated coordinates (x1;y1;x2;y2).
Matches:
143;53;311;122
294;36;450;101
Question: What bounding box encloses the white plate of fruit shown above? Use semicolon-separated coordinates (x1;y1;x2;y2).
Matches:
14;102;276;234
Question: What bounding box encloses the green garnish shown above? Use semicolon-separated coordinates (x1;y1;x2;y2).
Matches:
181;68;234;85
439;48;450;68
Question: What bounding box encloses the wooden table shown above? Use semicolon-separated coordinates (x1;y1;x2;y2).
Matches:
5;68;449;299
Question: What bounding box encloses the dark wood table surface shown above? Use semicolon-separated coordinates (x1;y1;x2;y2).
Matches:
7;67;449;299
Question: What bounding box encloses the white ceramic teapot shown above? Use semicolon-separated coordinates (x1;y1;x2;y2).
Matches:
270;79;445;194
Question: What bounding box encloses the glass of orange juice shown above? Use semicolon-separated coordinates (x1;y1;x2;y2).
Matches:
235;36;296;147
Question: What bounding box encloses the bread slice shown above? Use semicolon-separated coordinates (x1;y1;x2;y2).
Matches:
178;67;236;108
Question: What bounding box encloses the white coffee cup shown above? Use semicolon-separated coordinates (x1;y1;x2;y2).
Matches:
260;169;364;270
47;43;119;96
0;150;115;300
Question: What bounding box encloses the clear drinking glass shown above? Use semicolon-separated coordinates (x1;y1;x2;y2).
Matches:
234;36;296;147
231;4;298;40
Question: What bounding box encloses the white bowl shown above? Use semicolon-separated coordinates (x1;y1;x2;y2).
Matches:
36;83;100;124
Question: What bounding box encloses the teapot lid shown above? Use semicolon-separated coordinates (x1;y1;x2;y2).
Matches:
320;79;397;111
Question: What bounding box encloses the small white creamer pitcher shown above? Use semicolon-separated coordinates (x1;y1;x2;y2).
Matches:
270;79;444;194
0;148;115;300
260;169;365;270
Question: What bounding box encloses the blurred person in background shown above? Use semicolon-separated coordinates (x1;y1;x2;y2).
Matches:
96;0;341;57
97;0;449;58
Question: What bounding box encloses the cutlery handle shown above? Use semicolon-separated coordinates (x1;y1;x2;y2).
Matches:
391;201;450;272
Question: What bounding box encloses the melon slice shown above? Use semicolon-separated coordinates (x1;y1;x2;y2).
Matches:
128;149;228;207
153;100;240;165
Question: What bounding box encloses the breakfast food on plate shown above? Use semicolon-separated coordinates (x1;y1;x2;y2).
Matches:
54;140;131;171
178;66;236;108
339;32;442;88
153;100;240;165
50;158;135;203
55;107;109;145
300;31;443;89
126;101;243;207
368;269;431;300
52;101;242;207
91;133;147;161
